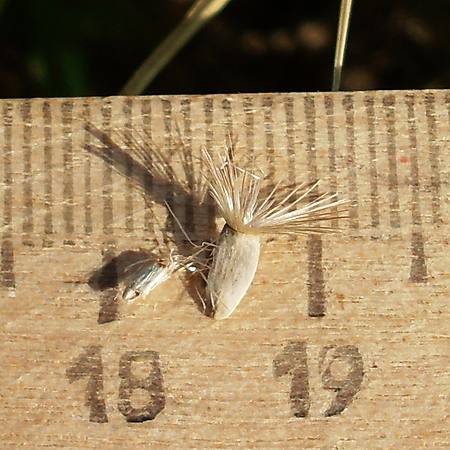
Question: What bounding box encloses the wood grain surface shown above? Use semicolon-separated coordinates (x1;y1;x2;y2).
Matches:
0;91;449;449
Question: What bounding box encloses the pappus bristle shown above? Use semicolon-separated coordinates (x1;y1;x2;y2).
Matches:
202;148;348;235
201;148;348;319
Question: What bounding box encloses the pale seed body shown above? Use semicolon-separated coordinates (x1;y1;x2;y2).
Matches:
207;225;261;320
122;262;173;301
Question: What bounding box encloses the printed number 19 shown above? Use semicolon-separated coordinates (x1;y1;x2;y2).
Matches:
274;341;364;417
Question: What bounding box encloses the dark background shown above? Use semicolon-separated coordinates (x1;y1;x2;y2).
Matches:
1;0;449;98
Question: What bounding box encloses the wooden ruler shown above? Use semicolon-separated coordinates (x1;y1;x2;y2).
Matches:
1;91;449;448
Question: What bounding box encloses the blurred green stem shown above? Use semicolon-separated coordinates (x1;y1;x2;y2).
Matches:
0;0;8;16
332;0;353;91
120;0;232;95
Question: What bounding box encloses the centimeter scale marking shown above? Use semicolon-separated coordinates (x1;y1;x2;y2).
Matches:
1;91;450;448
1;92;445;306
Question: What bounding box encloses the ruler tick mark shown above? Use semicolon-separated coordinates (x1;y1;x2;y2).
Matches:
1;101;15;289
221;98;233;139
342;95;359;230
43;100;54;246
123;97;134;233
82;101;93;235
180;97;195;234
141;98;155;234
62;100;75;236
405;94;428;283
382;94;401;231
283;96;296;186
262;95;276;182
324;94;339;230
243;96;255;159
304;95;326;317
101;100;114;235
364;95;381;235
424;93;442;224
21;99;34;245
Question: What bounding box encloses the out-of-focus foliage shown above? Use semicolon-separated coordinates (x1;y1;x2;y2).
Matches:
1;0;450;98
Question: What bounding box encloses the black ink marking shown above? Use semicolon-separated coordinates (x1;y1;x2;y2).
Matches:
93;247;119;324
101;100;114;236
1;101;15;289
307;235;325;317
62;100;75;238
21;99;34;246
363;95;381;235
180;97;195;234
283;96;296;185
161;99;174;211
405;94;428;283
410;231;427;283
79;115;127;322
221;98;233;138
82;101;93;235
324;95;339;230
161;98;172;145
243;96;255;160
118;351;165;422
123;97;134;233
382;94;401;230
66;346;108;423
204;97;216;230
274;341;310;418
424;93;442;224
319;345;364;416
342;95;359;230
203;96;214;147
42;101;54;247
262;95;276;181
1;240;15;289
304;95;326;317
141;98;155;234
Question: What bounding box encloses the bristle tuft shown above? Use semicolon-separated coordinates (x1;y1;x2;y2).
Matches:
202;149;348;235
